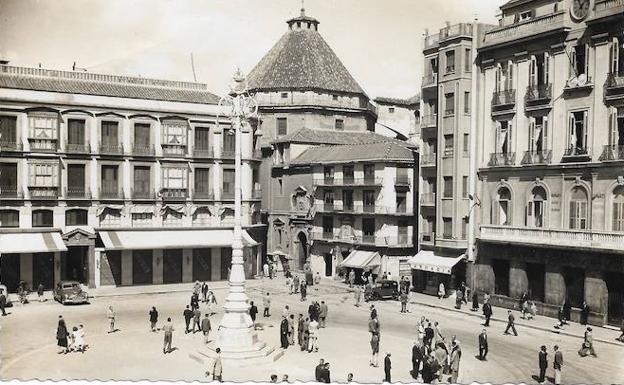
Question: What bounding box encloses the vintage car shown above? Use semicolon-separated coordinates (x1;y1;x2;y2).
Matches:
53;281;89;305
0;284;13;307
365;280;399;301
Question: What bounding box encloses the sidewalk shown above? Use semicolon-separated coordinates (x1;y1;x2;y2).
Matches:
321;278;623;347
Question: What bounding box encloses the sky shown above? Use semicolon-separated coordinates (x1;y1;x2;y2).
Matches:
0;0;502;98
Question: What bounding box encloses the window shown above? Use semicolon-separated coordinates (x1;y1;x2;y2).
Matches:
389;107;395;113
613;186;624;231
608;108;624;149
277;177;283;195
495;120;513;154
322;216;333;236
443;177;452;198
464;91;470;114
277;118;287;136
65;209;88;226
0;163;17;195
363;190;376;209
363;164;375;182
29;162;58;187
0;116;17;144
529;53;550;86
529;116;548;153
192;207;211;226
323;190;334;205
162;167;187;189
194;127;210;151
571;43;589;77
335;119;344;131
444;135;454;157
29;115;58;140
101;165;119;193
493;187;511;225
463;133;470;155
133;166;151;195
519;10;533;21
362;218;375;237
100;208;121;226
495;61;514;92
323;166;334;183
0;210;19;228
222;169;235;195
162;121;187;145
444;93;455;115
222;130;235;154
443;217;452;238
281;92;288;99
610;37;624;75
163;209;183;227
527;186;547;228
569;186;588;230
343;189;353;210
343;165;354;183
396;192;407;213
445;50;455;73
32;209;53;227
67;119;85;145
134;123;150;147
464;48;471;72
100;121;118;147
132;212;153;227
568;111;588;155
194;168;210;194
462;176;468;198
332;95;339;101
461;217;468;239
67;164;85;195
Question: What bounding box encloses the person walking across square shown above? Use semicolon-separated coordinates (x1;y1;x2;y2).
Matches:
201;313;212;344
192;306;202;333
206;347;223;382
162;317;174;354
249;301;258;329
384;352;392;382
478;329;488;360
183;305;193;334
149;306;159;332
482;300;493;327
263;292;271;317
504;310;517;336
107;306;116;333
319;301;328;328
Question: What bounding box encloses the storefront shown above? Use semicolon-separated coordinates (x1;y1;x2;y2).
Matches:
408;251;465;296
339;250;381;285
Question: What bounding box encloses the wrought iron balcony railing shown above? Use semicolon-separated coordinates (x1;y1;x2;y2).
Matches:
65;187;91;198
0;141;22;152
65;143;90;153
193;148;214;158
193;190;215;200
29;186;59;199
131;188;155;199
525;84;552;104
29;139;57;152
132;144;155;156
161;188;188;199
99;187;124;199
162;144;186;157
99;144;124;155
488;152;516;166
521;150;552;165
0;187;23;198
599;145;624;161
492;89;516;108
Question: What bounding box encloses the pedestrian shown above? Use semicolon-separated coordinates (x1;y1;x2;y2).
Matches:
300;280;307;301
293;275;300;294
263;292;271;317
384;352;392;382
280;316;289;349
319;301;328;328
433;321;443;346
207;291;217;315
412;340;424;379
449;340;461;383
206;347;223;382
471;290;479;311
183;305;193;334
37;283;44;302
201;313;212;344
0;289;7;316
202;282;209;302
315;358;325;381
557;306;566;328
308;317;319;352
348;270;355;287
563;300;571;324
538;345;548;384
400;290;408;313
282;374;289;383
263;262;269;278
320;362;331;383
149;306;159;331
297;313;304;346
434;342;447;381
162;317;174;354
249;301;258;329
580;301;590;325
528;301;537;320
371;304;378;321
270;374;278;383
193;306;201;333
369;313;380;367
314;271;321;287
455;288;463;309
190;292;200;311
421;354;438;384
283;304;291;319
286;275;293;295
504;310;518;336
302;317;310;351
269;261;274;279
288;314;295;345
618;319;624;342
438;282;445;299
461;282;468;304
478;329;488;360
107;306;116;333
578;327;597;357
424;322;434;351
193;280;201;296
519;291;528;315
553;345;563;385
355;285;362;307
72;325;85;353
56;316;69;354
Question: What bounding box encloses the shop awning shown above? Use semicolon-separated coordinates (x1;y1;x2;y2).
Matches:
0;232;67;254
408;251;464;275
98;229;258;251
339;250;381;272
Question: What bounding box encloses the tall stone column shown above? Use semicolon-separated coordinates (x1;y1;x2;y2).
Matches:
544;263;565;306
585;267;607;325
509;259;528;299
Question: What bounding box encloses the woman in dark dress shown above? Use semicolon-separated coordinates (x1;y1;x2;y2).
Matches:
56;317;69;354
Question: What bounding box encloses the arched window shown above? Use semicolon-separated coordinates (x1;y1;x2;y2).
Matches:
65;209;88;226
527;186;547;228
32;209;53;227
569;187;588;230
492;187;511;226
613;186;624;231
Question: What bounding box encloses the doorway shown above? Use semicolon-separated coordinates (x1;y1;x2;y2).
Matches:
32;253;55;290
220;248;232;280
0;253;20;292
163;249;183;284
192;249;212;282
63;246;89;283
297;232;308;270
323;253;332;277
607;272;624;326
132;250;153;285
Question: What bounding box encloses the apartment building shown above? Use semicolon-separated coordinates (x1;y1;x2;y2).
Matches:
374;96;421;144
249;8;418;278
0;64;265;292
415;22;490;295
473;0;624;326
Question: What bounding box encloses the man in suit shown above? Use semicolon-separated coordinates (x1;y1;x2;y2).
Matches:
183;305;193;334
553;345;563;385
424;322;434;351
478;329;488;360
280;316;289;349
450;341;462;383
538;345;548;384
504;310;518;336
0;290;7;316
482;300;493;327
315;358;325;381
320;362;331;383
201;314;212;344
384;352;392;383
411;340;424;379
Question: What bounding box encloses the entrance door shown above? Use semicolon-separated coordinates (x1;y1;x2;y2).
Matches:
132;250;153;285
101;251;122;286
220;248;232;280
163;249;183;284
297;232;308;270
192;249;212;281
323;253;332;276
63;246;88;283
0;253;20;292
32;253;54;290
607;272;624;326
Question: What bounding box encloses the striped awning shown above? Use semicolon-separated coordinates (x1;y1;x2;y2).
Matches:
98;229;258;250
0;232;67;254
408;251;464;275
339;250;381;272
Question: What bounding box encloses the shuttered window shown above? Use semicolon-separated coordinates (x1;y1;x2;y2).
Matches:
67;119;85;145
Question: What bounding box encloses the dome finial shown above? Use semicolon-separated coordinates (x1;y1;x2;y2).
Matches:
300;0;305;16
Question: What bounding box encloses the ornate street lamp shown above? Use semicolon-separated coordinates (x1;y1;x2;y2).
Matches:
215;68;260;354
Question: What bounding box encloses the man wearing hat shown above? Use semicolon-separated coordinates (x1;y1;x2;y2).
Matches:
538;345;548;384
553;345;563;385
384;352;392;383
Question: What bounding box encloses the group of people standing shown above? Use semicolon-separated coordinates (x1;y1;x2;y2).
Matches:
276;300;327;353
55;315;87;354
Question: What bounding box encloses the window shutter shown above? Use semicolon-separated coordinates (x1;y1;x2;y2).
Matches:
543;116;549;151
507;60;514;90
571;46;577;77
568;113;574;149
52;163;58;186
528;119;535;152
582;111;588;150
29;163;35;186
495;64;502;92
529;55;537;86
584;44;590;77
544;52;550;84
527;201;533;227
491;199;499;225
508;120;513;153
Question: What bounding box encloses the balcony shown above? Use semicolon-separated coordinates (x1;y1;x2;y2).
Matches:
162;145;186;157
0;141;22;152
591;0;624;21
481;11;566;49
422;74;438;88
381;235;413;247
444;65;456;75
424;33;439;50
131;188;155;199
193;148;214;158
312;177;383;187
421;232;435;246
65;187;91;199
0;187;23;199
161;188;188;200
29;139;57;152
440;23;473;41
193;190;215;200
605;71;624;100
221;150;235;159
132;144;155;156
99;187;124;199
421;153;436;167
488;152;516;167
480;224;624;252
562;146;591;162
421;114;437;129
521;150;552;165
65;142;90;154
491;89;516;110
420;193;436;206
525;84;552;105
599;145;624;161
29;186;59;199
99;144;123;155
221;190;235;200
395;175;410;187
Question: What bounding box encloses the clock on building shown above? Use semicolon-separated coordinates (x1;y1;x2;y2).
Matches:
571;0;591;21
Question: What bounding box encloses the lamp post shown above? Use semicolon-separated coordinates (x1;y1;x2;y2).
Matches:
216;69;259;353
